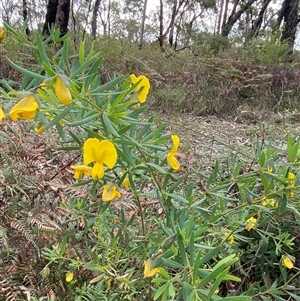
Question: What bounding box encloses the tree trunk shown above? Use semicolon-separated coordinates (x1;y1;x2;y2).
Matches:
42;0;58;36
246;0;272;40
22;0;30;36
221;0;258;37
168;0;177;47
217;0;225;35
55;0;71;36
158;0;164;50
92;0;101;39
139;0;148;49
280;0;299;54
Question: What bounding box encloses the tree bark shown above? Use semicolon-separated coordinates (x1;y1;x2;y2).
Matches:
280;0;299;53
247;0;272;40
217;0;225;35
168;0;177;47
139;0;148;49
221;0;259;37
42;0;58;36
22;0;30;36
55;0;71;36
158;0;164;50
92;0;101;39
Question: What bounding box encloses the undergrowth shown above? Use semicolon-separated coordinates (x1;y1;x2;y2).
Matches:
0;25;299;301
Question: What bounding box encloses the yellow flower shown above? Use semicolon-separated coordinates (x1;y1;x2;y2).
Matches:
102;184;121;202
143;259;160;278
0;107;5;121
122;177;130;189
288;172;295;197
35;123;44;134
9;94;39;121
0;28;4;43
66;272;74;282
245;217;257;231
130;74;150;103
267;166;273;173
70;165;92;180
224;232;234;244
282;255;294;269
261;197;278;208
167;135;180;170
55;75;72;105
83;138;117;179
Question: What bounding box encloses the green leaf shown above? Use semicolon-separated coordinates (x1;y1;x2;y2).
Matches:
197;263;226;288
287;292;300;301
85;56;103;88
153;282;170;301
90;76;124;94
146;162;167;174
79;40;85;65
102;113;120;137
278;194;287;215
66;112;99;126
6;57;45;80
166;193;188;204
43;103;74;130
35;32;50;66
207;267;230;299
161;257;184;269
58;39;69;69
60;236;68;255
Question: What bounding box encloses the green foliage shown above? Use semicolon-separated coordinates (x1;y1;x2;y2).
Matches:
245;35;290;66
0;25;300;301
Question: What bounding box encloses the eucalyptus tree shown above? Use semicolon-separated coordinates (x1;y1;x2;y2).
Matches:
42;0;70;37
277;0;299;53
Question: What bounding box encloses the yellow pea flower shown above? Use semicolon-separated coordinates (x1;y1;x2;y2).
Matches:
122;177;130;189
55;75;72;105
35;123;45;134
143;259;160;278
288;172;295;197
224;232;234;244
245;217;257;231
65;272;74;282
83;138;117;179
0;28;4;43
9;94;39;121
0;107;5;121
282;255;294;269
130;74;150;103
102;184;121;202
167;135;180;170
70;165;92;180
261;197;278;208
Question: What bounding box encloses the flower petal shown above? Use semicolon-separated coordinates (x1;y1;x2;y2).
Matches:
144;260;160;278
84;138;101;165
98;140;118;168
9;94;39;121
66;272;74;282
102;184;121;202
71;165;92;179
130;74;150;103
245;217;257;231
92;161;105;179
171;135;180;153
167;153;180;170
55;75;72;105
0;107;6;121
83;138;117;169
282;255;293;269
